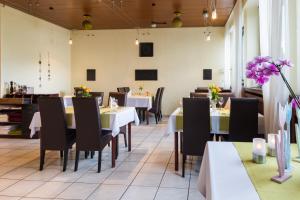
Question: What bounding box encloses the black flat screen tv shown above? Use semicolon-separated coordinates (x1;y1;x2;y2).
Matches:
135;69;158;81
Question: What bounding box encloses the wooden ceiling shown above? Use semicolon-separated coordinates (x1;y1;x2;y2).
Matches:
0;0;236;29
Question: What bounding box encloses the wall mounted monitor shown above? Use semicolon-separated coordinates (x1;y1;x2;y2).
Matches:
203;69;212;80
139;42;153;57
135;69;158;81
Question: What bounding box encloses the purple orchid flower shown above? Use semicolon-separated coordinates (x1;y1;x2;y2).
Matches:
291;98;300;109
254;56;272;65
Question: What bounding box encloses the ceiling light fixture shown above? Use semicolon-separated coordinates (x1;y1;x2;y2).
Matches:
82;14;93;30
135;29;140;46
172;11;183;28
203;9;212;42
69;38;73;45
211;0;217;20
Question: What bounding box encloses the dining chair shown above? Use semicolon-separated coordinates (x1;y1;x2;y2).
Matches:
158;87;165;120
38;97;76;172
72;97;112;173
182;97;211;177
124;87;130;93
229;98;258;142
117;87;125;93
108;92;128;147
190;92;208;98
149;88;162;124
90;92;104;106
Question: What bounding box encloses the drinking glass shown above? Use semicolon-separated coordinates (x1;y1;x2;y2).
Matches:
218;97;224;108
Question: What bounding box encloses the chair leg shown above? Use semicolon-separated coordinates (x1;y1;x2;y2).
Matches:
98;150;102;173
39;149;45;171
155;114;158;124
60;150;63;158
85;151;89;159
182;154;186;177
63;149;69;172
123;133;128;148
91;151;95;159
74;150;80;172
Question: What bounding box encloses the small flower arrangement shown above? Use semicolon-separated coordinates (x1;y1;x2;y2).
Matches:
208;84;221;101
246;56;300;108
79;85;92;97
139;86;143;92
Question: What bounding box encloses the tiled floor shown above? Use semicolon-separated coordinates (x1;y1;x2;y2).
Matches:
0;119;205;200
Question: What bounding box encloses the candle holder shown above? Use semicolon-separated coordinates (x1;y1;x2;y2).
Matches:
252;138;266;164
267;134;276;157
294;109;300;163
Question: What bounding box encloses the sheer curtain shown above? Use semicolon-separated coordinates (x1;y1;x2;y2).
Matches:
224;0;243;96
260;0;290;134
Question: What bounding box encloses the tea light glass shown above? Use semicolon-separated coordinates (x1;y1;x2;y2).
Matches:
268;134;277;157
252;138;266;164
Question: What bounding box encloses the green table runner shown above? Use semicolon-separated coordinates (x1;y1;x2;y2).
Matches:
175;109;230;132
234;142;300;200
64;106;122;129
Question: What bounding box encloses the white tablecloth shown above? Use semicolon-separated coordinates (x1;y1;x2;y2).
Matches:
126;95;152;110
166;108;265;135
29;107;140;138
198;142;260;200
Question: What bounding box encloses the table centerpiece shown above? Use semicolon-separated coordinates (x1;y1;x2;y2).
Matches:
208;84;221;109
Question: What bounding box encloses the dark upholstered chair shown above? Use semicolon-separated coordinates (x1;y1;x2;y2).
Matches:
190;92;208;98
149;88;162;124
229;98;258;142
182;97;211;177
158;87;165;120
74;87;84;97
108;92;128;147
72;98;112;173
90;92;104;106
38;97;76;172
117;87;130;93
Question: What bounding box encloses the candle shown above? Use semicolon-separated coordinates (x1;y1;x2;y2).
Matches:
253;138;266;164
268;134;277;157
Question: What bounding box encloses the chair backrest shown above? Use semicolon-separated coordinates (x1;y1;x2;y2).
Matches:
229;98;258;142
183;98;210;156
219;92;235;107
109;92;127;106
117;87;125;93
74;87;84;97
152;88;161;111
124;87;130;93
158;87;165;112
190;92;208;98
38;97;68;149
90;92;104;106
72;97;103;150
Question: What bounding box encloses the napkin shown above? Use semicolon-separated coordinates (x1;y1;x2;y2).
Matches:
224;97;231;110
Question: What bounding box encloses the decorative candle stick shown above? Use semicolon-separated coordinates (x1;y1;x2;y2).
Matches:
285;103;292;171
271;103;292;183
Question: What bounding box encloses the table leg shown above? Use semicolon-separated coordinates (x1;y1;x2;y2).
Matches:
146;110;149;125
174;132;179;171
111;137;116;168
128;122;132;152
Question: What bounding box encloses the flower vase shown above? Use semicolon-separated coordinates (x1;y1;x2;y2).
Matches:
211;100;217;109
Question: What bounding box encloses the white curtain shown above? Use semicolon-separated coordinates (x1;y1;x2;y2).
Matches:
224;0;243;96
260;0;290;133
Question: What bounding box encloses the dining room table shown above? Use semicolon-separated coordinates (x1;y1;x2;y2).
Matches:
126;94;152;124
166;107;265;171
29;106;140;167
198;141;300;200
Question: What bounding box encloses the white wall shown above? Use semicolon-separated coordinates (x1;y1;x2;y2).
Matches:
0;5;71;95
71;27;225;114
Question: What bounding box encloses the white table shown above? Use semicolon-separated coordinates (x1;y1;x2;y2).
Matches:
126;95;152;124
198;142;260;200
29;107;139;138
166;107;265;135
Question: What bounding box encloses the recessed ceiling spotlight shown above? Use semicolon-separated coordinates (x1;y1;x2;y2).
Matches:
49;6;54;10
202;10;209;19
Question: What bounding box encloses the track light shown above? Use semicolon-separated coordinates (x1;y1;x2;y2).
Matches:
135;38;139;45
69;38;73;45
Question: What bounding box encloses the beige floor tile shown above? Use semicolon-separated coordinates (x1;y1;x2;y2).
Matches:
140;163;166;174
87;184;127;200
160;172;190;189
1;168;37;180
26;181;71;199
131;173;163;187
188;189;205;200
0;196;20;200
0;179;19;192
121;186;157;200
103;171;136;185
76;171;112;184
57;182;98;200
24;168;61;181
155;188;188;200
0;180;44;197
